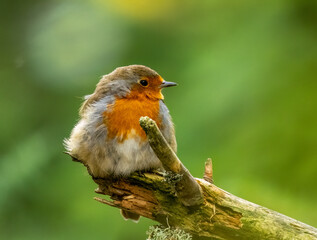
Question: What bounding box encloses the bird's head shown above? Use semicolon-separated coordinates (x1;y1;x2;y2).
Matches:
103;65;177;100
80;65;177;114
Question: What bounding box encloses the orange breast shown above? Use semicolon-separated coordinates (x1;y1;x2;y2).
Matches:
103;96;161;142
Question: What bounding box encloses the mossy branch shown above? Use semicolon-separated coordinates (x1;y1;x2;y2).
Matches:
73;117;317;239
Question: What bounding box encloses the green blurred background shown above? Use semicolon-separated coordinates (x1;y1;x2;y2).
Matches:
1;0;316;239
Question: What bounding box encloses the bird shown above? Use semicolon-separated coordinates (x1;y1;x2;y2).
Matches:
64;65;177;221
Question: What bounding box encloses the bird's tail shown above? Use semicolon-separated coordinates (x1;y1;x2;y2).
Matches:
120;209;140;223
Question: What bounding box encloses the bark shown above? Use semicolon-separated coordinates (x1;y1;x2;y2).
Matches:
72;117;317;239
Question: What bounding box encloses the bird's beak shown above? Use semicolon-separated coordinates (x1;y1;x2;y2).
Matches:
160;81;177;88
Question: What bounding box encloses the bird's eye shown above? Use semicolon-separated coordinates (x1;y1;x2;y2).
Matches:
140;80;148;87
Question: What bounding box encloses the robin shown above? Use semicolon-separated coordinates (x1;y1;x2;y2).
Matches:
65;65;177;221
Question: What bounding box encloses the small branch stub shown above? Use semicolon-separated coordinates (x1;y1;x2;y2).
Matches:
203;158;213;184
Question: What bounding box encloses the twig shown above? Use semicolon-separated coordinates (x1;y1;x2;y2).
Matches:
139;116;204;206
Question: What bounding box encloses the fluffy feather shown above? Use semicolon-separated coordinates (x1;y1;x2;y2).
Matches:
65;65;176;178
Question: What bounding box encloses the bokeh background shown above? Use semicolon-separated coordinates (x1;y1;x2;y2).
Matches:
1;0;316;239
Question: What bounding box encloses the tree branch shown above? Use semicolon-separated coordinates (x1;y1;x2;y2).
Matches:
71;117;317;239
